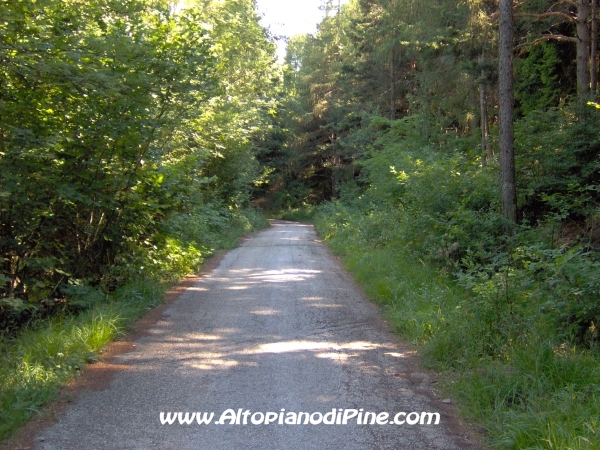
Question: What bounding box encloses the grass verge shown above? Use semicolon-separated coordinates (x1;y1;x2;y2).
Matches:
0;280;165;440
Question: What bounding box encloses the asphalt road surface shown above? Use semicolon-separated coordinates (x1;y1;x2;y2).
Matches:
34;221;480;449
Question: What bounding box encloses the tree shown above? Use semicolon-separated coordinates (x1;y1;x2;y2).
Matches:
576;0;591;95
515;0;592;97
499;0;517;222
591;0;598;92
480;52;492;166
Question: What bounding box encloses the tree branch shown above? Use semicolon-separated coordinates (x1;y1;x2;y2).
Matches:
515;33;578;51
515;12;575;23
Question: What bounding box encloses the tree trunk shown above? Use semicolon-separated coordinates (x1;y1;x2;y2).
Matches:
390;47;396;120
577;0;591;95
480;80;491;167
480;54;490;167
592;0;598;93
499;0;516;222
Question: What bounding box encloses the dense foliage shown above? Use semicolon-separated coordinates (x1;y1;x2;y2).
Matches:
1;0;276;333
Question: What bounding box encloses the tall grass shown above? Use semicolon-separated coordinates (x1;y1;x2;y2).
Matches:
0;280;165;439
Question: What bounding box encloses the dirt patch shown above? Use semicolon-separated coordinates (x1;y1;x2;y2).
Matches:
0;251;228;450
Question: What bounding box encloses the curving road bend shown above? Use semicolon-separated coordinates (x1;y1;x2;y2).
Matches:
34;220;480;449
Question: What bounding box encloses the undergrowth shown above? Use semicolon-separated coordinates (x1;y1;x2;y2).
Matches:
315;207;600;449
0;280;164;440
268;204;317;222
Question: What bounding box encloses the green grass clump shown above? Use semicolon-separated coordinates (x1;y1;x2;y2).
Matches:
0;280;165;440
451;345;600;449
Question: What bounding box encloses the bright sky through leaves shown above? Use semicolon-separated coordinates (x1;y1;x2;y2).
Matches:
255;0;349;61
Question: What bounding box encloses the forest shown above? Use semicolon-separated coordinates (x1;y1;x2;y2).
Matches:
2;0;600;448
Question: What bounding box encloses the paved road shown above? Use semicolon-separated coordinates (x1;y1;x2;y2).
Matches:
34;221;479;449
